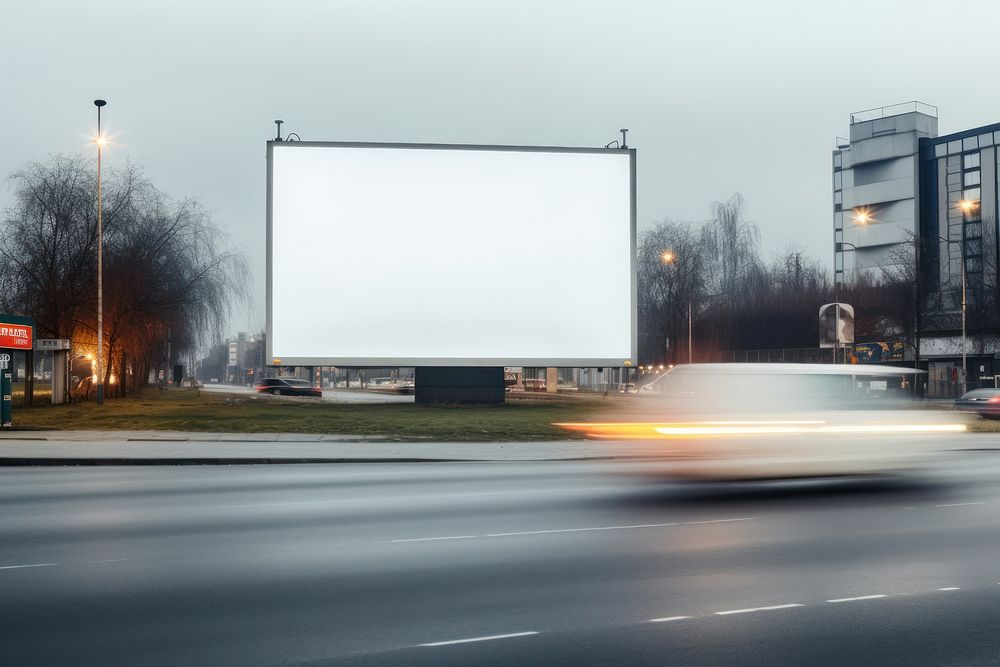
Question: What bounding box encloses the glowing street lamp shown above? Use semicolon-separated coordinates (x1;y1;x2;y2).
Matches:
93;99;107;405
941;197;978;393
853;209;873;225
660;249;692;364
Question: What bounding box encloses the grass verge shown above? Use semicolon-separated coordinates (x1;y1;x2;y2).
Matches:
9;390;607;441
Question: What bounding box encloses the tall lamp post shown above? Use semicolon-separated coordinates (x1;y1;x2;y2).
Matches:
94;99;107;405
661;251;693;364
833;241;858;365
940;199;975;394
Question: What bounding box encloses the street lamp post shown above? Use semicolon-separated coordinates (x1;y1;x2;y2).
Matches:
661;251;693;364
939;230;968;394
833;241;858;364
94;99;107;405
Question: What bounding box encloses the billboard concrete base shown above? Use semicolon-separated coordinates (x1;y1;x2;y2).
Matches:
415;367;505;404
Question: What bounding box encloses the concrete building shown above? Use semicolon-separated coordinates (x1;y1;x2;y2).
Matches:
833;102;1000;395
833;102;938;285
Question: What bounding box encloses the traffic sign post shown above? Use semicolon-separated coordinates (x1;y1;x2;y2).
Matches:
1;350;12;428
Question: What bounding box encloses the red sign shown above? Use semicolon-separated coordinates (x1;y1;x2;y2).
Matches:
0;324;33;350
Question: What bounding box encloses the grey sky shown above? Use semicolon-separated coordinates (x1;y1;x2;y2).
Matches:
4;0;999;334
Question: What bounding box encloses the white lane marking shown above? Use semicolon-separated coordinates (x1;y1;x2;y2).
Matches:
827;594;887;603
649;616;691;623
393;517;755;543
89;559;127;564
715;603;803;615
391;535;477;543
0;563;57;570
485;522;679;537
216;487;622;510
938;587;960;591
420;631;539;647
935;501;987;508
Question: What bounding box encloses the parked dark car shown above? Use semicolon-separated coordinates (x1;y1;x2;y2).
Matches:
955;388;1000;419
254;378;322;397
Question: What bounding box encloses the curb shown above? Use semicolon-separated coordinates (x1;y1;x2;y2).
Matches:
0;457;467;466
0;455;663;467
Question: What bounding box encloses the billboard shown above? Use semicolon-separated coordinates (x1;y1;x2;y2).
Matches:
267;141;636;366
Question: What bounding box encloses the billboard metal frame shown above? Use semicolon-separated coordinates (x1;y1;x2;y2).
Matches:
266;140;637;368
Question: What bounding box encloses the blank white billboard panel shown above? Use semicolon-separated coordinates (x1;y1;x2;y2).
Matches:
267;142;635;366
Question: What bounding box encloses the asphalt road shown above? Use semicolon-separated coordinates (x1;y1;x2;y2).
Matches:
2;453;1000;664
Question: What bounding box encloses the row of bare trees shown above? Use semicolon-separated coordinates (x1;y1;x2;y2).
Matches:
0;154;249;395
638;194;922;364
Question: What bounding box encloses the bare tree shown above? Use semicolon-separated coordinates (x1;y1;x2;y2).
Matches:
637;221;705;363
0;154;250;396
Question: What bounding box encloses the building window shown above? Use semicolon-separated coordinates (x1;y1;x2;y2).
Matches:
935;143;947;158
964;153;980;169
963;187;981;202
963;136;979;152
833;153;842;169
964;170;981;186
834;172;842;189
834;191;842;205
948;140;962;154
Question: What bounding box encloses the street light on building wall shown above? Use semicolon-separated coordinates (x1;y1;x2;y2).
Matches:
852;208;874;225
93;99;107;405
660;251;692;364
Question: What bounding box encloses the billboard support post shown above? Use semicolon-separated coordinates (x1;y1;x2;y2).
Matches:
415;367;504;404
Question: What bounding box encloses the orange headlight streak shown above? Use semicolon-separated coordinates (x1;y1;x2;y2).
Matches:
554;421;966;439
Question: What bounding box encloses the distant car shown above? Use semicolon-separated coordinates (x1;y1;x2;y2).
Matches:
255;378;322;397
954;389;1000;419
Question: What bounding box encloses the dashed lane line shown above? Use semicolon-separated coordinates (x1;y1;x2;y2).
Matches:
485;522;680;537
391;535;477;543
392;517;756;543
715;603;804;615
827;594;887;603
426;586;981;650
0;562;57;570
935;501;988;508
419;631;539;647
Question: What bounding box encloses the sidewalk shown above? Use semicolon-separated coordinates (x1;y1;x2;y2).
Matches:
0;428;997;466
0;430;662;465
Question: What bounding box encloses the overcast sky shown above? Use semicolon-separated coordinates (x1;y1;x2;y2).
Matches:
4;0;1000;334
